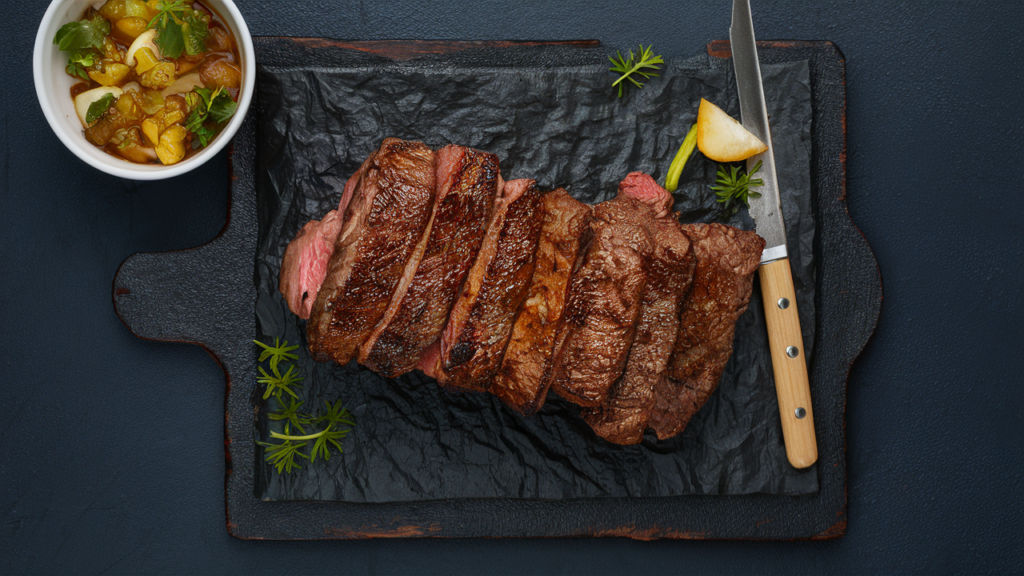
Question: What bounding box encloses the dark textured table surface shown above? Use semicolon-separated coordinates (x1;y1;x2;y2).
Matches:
2;1;1022;573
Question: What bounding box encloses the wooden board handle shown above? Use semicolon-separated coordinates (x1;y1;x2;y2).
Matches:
759;258;818;468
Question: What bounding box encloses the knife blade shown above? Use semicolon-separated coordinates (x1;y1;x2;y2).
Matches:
730;0;818;468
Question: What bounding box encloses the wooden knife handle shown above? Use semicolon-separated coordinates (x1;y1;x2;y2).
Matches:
758;258;818;468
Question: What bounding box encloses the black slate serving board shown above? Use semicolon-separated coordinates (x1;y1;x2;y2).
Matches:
112;38;880;539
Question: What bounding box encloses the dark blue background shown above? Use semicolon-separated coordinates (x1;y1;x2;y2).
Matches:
2;1;1022;573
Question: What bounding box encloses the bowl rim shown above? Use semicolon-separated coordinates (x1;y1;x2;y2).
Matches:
32;0;255;181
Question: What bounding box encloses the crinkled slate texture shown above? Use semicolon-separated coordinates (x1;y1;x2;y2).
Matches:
252;46;816;502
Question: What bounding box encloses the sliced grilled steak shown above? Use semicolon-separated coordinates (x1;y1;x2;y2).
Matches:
278;155;375;319
493;189;592;415
582;178;695;444
279;208;344;320
307;138;436;365
618;171;673;218
650;223;765;440
547;196;657;407
435;179;544;391
359;145;500;377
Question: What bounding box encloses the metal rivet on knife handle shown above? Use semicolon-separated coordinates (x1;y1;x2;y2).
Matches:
786;345;799;358
777;297;789;309
795;407;806;419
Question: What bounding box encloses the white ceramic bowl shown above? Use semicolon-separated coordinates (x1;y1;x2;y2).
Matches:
33;0;255;180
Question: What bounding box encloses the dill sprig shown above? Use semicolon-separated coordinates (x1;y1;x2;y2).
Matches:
257;364;303;401
253;338;299;371
712;160;763;216
608;44;664;98
269;400;355;463
254;338;354;474
257;437;309;474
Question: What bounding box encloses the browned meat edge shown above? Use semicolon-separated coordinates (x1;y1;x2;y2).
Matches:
359;145;500;376
306;138;437;365
649;222;765;440
581;217;695;444
547;196;657;407
438;179;544;391
493;189;592;415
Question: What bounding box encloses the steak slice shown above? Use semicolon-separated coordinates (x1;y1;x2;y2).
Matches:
582;178;696;444
359;145;500;377
435;179;544;391
547;196;657;407
278;155;375;319
618;171;673;218
650;223;765;440
493;189;592;415
278;208;344;320
307;138;436;365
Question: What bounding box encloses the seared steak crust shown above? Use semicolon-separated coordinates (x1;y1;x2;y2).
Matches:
582;217;695;444
650;223;765;440
547;197;657;407
493;189;592;415
307;138;437;365
439;179;544;391
359;146;500;376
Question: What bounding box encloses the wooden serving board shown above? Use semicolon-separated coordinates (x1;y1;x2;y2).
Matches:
112;38;880;540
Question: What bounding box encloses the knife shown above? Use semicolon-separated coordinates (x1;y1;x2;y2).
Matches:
730;0;818;468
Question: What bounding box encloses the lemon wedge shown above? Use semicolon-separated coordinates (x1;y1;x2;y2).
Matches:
695;98;768;162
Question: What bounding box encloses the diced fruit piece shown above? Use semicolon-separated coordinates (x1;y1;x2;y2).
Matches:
124;0;149;18
99;0;128;21
199;59;241;90
114;91;145;122
155;125;188;165
115;17;148;40
126;29;158;66
141;95;188;144
74;86;123;127
695;98;768;162
140;89;165;115
141;118;161;146
159;72;203;98
134;47;159;74
114;127;158;164
88;62;131;86
140;62;176;89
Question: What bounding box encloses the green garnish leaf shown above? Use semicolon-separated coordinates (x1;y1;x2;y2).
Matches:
147;0;190;59
267;397;310;435
253;337;299;371
257;438;309;474
181;13;208;56
147;1;208;58
53;16;110;53
711;160;764;216
85;93;116;124
69;49;98;67
184;87;237;148
608;44;664;98
664;124;698;192
267;400;354;464
257;364;304;401
207;89;238;124
256;334;355;475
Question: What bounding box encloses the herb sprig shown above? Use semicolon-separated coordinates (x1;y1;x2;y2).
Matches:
184;87;238;147
53;16;110;80
147;0;209;59
85;93;116;124
254;337;298;371
608;44;664;98
712;160;763;216
253;338;355;474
